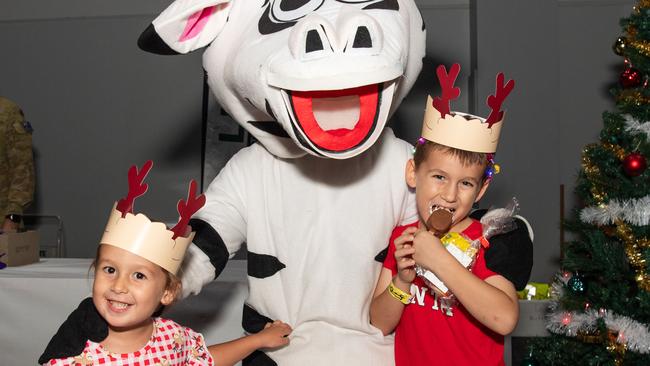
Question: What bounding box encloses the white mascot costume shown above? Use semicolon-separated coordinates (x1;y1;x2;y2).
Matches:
138;1;426;364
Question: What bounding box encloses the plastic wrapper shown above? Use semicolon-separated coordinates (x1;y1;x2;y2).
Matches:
415;198;520;301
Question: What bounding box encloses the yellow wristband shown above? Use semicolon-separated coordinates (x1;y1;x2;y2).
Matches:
388;281;412;305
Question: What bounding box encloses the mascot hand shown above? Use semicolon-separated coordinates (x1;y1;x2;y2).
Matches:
180;243;217;299
38;297;108;364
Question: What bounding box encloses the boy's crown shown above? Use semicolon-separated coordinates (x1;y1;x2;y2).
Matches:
422;63;515;153
100;161;206;275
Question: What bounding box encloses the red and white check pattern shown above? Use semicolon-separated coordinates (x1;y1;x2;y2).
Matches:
45;318;214;366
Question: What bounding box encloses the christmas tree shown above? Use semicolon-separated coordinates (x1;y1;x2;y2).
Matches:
526;2;650;365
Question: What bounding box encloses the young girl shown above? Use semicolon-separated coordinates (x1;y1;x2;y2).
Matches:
40;161;291;366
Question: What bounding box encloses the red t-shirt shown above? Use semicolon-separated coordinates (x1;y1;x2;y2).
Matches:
383;220;505;366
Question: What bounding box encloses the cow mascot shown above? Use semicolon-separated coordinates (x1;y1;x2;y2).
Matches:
140;1;425;365
39;1;532;365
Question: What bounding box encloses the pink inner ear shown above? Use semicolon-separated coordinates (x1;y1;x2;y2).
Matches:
179;6;217;42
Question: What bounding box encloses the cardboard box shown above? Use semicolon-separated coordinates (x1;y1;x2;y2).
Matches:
511;299;551;337
0;230;40;266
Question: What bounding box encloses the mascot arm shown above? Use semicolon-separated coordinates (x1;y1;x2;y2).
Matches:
470;209;534;291
179;219;232;298
180;149;250;297
38;297;108;364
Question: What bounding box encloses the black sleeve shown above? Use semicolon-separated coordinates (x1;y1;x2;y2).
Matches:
39;297;108;364
470;210;533;291
189;218;230;279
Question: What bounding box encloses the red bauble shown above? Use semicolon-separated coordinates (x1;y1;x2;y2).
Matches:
620;68;643;88
623;152;647;177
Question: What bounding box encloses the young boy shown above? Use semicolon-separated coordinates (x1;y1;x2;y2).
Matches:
370;64;533;365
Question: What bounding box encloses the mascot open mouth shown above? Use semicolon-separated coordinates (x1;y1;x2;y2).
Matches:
286;84;382;152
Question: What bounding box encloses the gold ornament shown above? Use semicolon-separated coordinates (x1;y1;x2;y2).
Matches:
616;90;650;106
614;37;628;56
606;330;627;366
615;220;650;291
629;38;650;58
637;0;650;10
577;329;602;344
602;143;627;160
581;147;608;204
627;26;638;38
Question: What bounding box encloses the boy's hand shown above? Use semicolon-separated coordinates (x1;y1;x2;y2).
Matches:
256;320;292;349
394;226;417;284
412;229;443;271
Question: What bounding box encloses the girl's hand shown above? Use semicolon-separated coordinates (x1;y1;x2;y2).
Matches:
394;227;418;284
257;321;292;349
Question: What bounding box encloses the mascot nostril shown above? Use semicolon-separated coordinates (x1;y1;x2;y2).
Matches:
305;29;324;53
352;26;372;48
138;0;425;363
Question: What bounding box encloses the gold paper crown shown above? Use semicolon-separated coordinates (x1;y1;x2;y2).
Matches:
100;161;206;275
421;63;514;154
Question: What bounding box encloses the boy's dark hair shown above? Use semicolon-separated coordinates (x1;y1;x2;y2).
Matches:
413;141;489;183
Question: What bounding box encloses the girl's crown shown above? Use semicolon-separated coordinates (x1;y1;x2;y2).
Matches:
100;161;206;275
421;63;515;153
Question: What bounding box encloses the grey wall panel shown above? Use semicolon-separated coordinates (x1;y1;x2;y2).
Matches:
0;11;203;257
475;0;634;283
1;0;635;275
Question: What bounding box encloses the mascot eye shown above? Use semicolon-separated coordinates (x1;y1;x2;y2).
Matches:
271;0;325;22
334;0;376;3
260;0;325;35
335;0;399;10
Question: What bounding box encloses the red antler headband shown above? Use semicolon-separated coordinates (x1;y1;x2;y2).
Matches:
101;161;206;274
421;63;515;154
485;73;515;128
116;160;153;217
431;63;461;118
171;180;206;240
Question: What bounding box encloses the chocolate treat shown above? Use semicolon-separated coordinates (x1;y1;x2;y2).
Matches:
426;209;452;237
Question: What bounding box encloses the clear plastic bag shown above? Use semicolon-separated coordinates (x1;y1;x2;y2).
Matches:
415;198;520;301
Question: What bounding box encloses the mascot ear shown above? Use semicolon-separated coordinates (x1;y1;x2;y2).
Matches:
138;0;232;55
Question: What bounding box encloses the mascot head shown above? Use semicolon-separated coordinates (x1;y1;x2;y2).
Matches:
139;0;425;159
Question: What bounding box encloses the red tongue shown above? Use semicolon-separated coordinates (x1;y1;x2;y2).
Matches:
328;128;352;137
290;84;379;152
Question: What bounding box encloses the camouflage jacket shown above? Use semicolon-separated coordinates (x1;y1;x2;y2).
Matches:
0;97;34;217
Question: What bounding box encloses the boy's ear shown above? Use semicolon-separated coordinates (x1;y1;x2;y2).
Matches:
405;159;417;189
474;179;491;203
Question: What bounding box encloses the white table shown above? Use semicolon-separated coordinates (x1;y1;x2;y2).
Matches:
0;258;248;365
1;259;550;366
